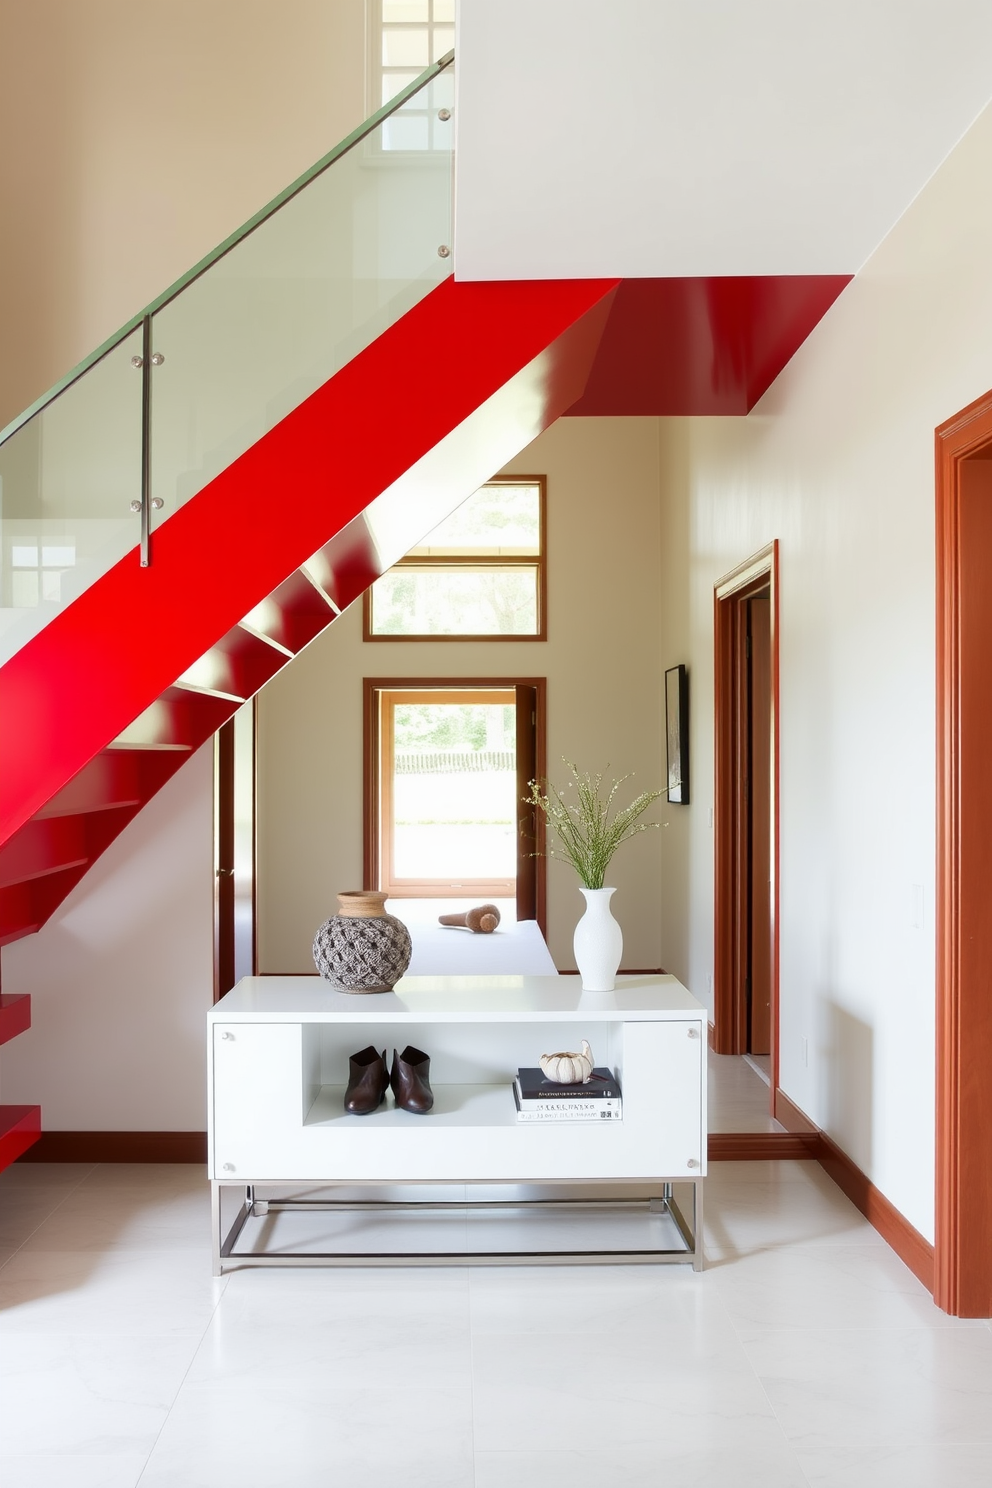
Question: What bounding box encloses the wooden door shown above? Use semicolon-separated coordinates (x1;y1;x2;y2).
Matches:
748;593;772;1053
713;542;778;1092
516;684;539;924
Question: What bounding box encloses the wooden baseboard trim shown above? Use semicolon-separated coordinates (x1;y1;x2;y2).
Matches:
772;1087;935;1293
17;1131;207;1163
709;1131;819;1160
774;1085;820;1135
817;1128;935;1292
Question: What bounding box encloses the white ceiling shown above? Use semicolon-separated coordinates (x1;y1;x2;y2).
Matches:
454;0;992;279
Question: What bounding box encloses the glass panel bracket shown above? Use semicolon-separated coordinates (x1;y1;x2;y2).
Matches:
131;315;164;567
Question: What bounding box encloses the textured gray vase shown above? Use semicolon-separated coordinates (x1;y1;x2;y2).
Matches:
313;890;412;994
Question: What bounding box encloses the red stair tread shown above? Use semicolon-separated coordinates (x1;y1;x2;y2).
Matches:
0;1105;41;1172
0;993;31;1047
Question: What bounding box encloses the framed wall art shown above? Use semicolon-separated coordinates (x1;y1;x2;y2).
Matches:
665;664;690;804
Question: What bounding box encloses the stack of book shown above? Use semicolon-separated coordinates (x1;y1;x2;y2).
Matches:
512;1066;623;1122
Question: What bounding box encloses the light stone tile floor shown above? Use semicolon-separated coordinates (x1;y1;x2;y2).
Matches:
708;1047;785;1133
1;1070;990;1487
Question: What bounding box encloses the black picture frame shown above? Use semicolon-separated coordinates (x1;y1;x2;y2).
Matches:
665;664;690;804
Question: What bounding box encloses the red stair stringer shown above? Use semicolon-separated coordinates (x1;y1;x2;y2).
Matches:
0;276;619;945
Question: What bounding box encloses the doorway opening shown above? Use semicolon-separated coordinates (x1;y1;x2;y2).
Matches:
713;543;779;1106
213;701;256;1002
935;390;992;1316
364;678;546;929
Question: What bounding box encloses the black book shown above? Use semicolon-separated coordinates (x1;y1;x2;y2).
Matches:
516;1066;622;1101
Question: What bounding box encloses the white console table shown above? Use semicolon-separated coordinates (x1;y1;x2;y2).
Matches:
208;973;707;1270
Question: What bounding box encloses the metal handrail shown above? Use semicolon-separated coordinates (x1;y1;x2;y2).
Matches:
0;50;455;453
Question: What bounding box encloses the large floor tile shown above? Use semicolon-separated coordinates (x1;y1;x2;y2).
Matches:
468;1261;730;1338
76;1163;205;1190
0;1163;95;1188
138;1376;474;1488
0;1186;79;1250
0;1453;149;1488
799;1442;992;1487
181;1296;472;1392
475;1431;811;1488
471;1325;777;1453
705;1167;883;1254
17;1183;212;1254
710;1244;964;1329
708;1160;826;1185
217;1261;469;1328
0;1248;227;1334
743;1326;992;1449
0;1331;200;1456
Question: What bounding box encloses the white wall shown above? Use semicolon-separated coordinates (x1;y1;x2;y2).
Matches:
660;98;992;1244
257;417;671;976
455;0;992;280
0;745;214;1129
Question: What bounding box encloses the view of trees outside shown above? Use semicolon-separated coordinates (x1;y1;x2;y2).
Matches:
373;566;537;635
392;702;516;881
414;483;540;553
370;481;541;636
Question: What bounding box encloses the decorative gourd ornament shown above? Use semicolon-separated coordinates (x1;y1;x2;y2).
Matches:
539;1039;594;1084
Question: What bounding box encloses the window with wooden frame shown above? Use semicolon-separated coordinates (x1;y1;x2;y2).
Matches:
363;477;547;640
370;0;454;153
364;678;547;928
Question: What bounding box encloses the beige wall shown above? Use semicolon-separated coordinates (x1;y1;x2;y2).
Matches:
0;0;366;427
0;0;367;1128
658;99;992;1243
257;416;673;975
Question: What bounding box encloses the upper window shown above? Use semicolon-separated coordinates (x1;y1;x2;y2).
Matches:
364;477;547;641
374;0;454;153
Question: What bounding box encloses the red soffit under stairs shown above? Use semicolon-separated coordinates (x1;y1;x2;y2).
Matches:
565;276;852;416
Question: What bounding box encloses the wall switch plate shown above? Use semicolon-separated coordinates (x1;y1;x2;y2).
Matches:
911;884;924;930
802;1036;809;1067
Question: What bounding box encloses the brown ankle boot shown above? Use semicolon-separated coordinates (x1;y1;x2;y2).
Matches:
390;1045;434;1114
343;1046;388;1115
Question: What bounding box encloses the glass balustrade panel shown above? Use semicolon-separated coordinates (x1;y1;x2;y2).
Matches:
149;66;453;529
0;61;452;671
0;327;143;667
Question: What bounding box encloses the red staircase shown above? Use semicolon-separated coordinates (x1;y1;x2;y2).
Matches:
0;275;618;955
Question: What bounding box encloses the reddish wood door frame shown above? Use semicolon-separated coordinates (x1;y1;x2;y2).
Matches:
749;593;773;1055
935;392;992;1317
713;543;780;1099
213;719;236;1002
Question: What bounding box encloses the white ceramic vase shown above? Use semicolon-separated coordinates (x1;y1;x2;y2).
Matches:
573;886;623;991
